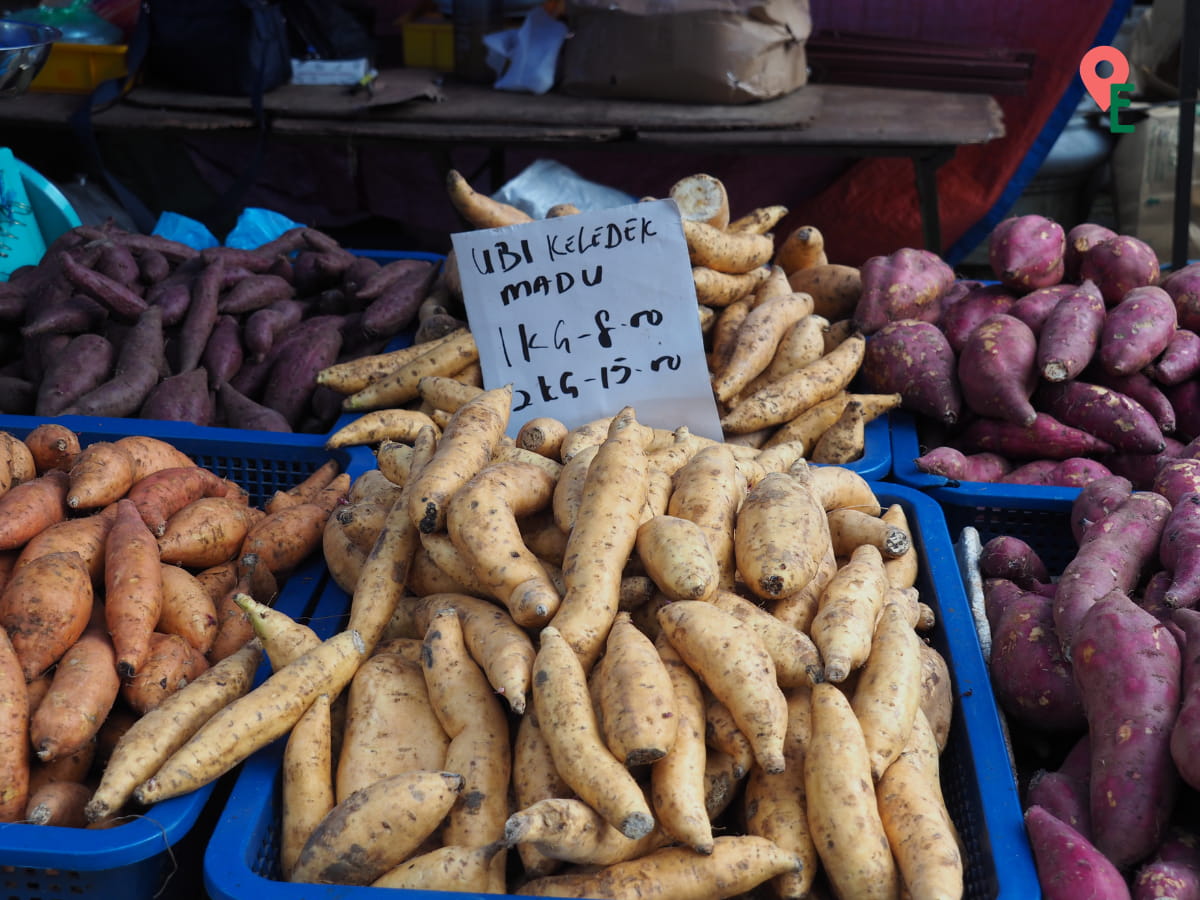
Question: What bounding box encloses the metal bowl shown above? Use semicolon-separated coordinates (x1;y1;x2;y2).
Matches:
0;19;62;98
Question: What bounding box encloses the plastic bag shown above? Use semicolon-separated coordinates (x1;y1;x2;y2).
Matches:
483;7;568;95
6;0;123;44
224;206;304;250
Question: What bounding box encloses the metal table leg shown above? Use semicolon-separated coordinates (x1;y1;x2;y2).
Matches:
913;147;956;254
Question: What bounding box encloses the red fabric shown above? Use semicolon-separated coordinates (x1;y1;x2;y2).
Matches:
793;0;1122;266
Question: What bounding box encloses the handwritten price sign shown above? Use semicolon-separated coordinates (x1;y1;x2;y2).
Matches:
452;199;724;440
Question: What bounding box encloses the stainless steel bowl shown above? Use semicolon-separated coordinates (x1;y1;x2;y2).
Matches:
0;19;62;98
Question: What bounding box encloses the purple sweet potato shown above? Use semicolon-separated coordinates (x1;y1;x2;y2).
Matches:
216;380;292;432
340;254;382;300
19;294;108;338
937;283;1016;352
136;247;171;286
1036;283;1107;382
1160;492;1200;610
177;256;225;373
97;241;140;286
360;261;437;338
1150;328;1200;386
243;299;306;362
958;412;1114;461
59;250;148;321
1098;285;1178;377
912;446;1010;482
1163;262;1200;332
1009;282;1092;335
989;585;1086;732
34;333;116;417
1026;734;1092;841
1140;570;1178;625
1171;607;1200;790
1024;804;1132;900
988;214;1066;292
148;280;194;328
1103;440;1186;492
1133;826;1200;900
354;257;433;301
138;366;215;426
260;316;344;428
999;459;1060;486
1152;458;1200;507
983;577;1027;631
1054;491;1173;659
0;376;34;414
860;319;962;425
852;247;956;333
1049;457;1115;488
1079;233;1162;306
1064;223;1118;282
217;273;296;316
1073;589;1181;868
979;534;1050;589
957;313;1039;426
1035;380;1166;455
59;307;165;418
1166;380;1200;443
934;278;981;316
1086;366;1177;436
200;314;244;387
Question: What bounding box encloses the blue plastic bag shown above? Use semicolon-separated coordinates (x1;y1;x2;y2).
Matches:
224;206;304;250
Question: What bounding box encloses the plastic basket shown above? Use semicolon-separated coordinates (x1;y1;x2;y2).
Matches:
889;409;1082;508
203;481;1038;900
29;41;127;93
0;414;372;900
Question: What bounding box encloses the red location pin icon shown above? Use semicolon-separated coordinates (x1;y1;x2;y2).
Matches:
1080;45;1130;111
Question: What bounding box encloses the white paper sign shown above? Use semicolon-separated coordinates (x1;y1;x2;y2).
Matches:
451;199;724;440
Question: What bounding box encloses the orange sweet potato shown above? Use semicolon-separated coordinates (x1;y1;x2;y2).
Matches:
0;549;94;681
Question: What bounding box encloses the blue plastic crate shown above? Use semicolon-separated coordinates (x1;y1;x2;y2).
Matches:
203;481;1037;900
0;414;372;900
890;409;1083;508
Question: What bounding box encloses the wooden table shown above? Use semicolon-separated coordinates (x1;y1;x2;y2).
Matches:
0;73;1005;252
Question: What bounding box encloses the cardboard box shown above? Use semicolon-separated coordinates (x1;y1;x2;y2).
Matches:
1111;103;1200;261
558;0;810;105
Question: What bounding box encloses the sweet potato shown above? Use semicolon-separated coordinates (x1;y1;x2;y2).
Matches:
139;367;215;426
786;263;862;321
120;631;210;715
1160;493;1200;610
988;584;1085;732
361;260;436;338
1024;804;1131;900
1151;327;1200;385
1132;826;1200;900
1155;458;1200;507
1064;223;1117;281
34;332;115;418
1087;365;1177;436
0;626;29;822
1036;379;1166;454
1170;607;1200;794
23;423;80;475
1036;282;1108;382
0;469;69;550
1054;490;1172;657
261;316;345;428
1025;734;1092;841
1098;285;1177;376
106;499;165;678
1163;262;1200;331
681;220;774;274
1079;233;1161;306
978;534;1049;588
1001;455;1078;486
128;465;243;537
157;497;264;568
1011;282;1097;335
913;446;1011;483
61;306;164;417
216;380;292;432
988;214;1066;291
957;412;1114;460
1071;473;1134;544
59;249;148;320
1073;589;1181;867
958;313;1039;426
854;247;955;333
860;318;961;426
243;299;305;362
938;282;1016;352
0;549;93;682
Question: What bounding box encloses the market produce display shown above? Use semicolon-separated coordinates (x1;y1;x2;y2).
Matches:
296;394;961;896
315;171;900;471
0;224;438;433
973;474;1200;897
864;214;1199;489
0;425;347;828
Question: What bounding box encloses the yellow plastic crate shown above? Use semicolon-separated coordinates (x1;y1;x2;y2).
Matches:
401;15;454;71
30;41;127;93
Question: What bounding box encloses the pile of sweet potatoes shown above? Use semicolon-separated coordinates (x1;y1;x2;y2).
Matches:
0;223;444;433
976;472;1200;897
0;421;348;828
858;214;1199;489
